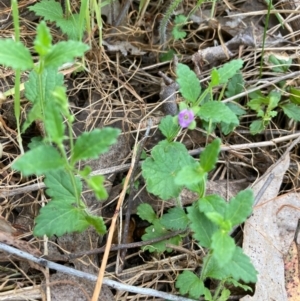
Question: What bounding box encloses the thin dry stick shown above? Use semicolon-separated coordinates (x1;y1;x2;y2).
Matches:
0;243;196;301
91;129;143;300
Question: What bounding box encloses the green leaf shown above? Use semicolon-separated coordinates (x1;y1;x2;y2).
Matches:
199;138;220;172
44;169;82;202
199;194;227;216
44;41;89;68
210;69;220;87
268;54;292;73
176;63;201;104
160;49;176;62
160;207;189;230
187;203;217;248
29;0;63;22
86;175;108;200
222;247;257;283
206;211;226;227
34;21;52;57
56;15;84;40
25;68;64;104
137;203;157;223
158;115;180;141
225;189;254;226
268;90;281;110
289;87;300;105
44;101;65;144
211;231;235;267
71;128;120;164
225;73;244;98
84;215;106;235
12;145;65;176
142;140;194;200
21;103;43;133
34;199;90;237
142;220;181;252
23;68;64;132
0;40;33;70
175;162;206;191
198;101;239;126
281;103;300;121
176;271;205;299
226;102;246;116
219;289;231;301
172;15;187;40
217;59;243;84
247;98;265;113
203;254;228;280
250;119;265;135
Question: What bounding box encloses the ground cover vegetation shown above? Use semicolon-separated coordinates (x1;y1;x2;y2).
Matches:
0;0;299;300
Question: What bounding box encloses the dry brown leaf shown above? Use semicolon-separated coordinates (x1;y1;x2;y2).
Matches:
284;241;300;300
242;154;300;300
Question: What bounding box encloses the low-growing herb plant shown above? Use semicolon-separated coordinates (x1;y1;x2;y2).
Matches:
137;60;257;300
139;137;257;300
248;53;300;134
0;20;119;237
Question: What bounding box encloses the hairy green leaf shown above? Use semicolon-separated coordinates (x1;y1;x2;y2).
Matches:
250;119;265;135
176;271;205;299
56;14;84;40
198;101;239;126
158;115;180;141
187;203;217;248
44;169;82;202
44;41;89;68
222;247;257;283
216;59;243;84
137;203;157;223
71;128;120;164
84;215;106;235
281;103;300;121
225;189;254;226
199;194;226;216
211;230;235;267
172;15;187;40
199;138;220;172
12;145;65;176
142;140;194;200
142;220;181;252
289;87;300;105
160;207;189;230
0;40;33;70
44;101;65;144
29;0;63;22
176;63;201;103
23;68;64;132
225;73;244;98
86;175;108;200
175;162;206;190
34;21;52;56
34;199;90;237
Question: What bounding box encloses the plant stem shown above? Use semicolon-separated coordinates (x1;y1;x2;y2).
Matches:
212;280;225;301
11;0;24;154
159;0;183;49
259;0;272;78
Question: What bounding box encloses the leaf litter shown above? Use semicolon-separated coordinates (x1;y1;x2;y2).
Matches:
1;0;300;300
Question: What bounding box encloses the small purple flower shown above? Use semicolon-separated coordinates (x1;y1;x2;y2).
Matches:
178;109;194;128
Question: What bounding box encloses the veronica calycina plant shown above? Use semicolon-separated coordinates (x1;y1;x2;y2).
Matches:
138;60;257;300
0;20;119;237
